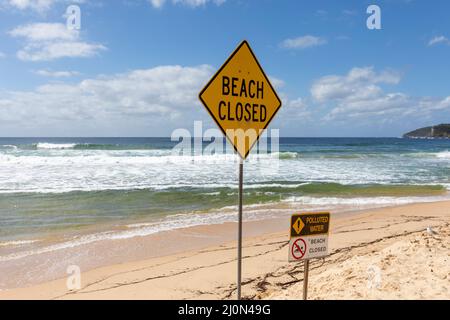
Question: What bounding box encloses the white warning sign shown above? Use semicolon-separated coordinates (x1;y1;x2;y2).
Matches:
288;212;330;262
289;235;329;261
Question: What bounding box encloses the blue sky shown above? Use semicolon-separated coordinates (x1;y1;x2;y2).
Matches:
0;0;449;137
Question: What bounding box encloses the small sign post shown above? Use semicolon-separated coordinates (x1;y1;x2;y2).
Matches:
199;40;282;299
288;212;331;300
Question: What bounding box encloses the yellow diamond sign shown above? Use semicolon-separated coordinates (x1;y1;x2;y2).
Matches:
292;217;305;235
199;40;282;159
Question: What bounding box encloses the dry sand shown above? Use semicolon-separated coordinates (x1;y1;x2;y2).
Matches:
0;200;449;300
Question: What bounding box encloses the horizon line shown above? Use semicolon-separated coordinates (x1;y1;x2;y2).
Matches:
0;136;405;139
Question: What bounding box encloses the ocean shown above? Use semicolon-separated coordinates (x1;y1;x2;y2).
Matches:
0;137;449;262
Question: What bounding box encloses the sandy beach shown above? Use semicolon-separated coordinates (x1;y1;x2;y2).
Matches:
0;200;448;300
2;0;450;307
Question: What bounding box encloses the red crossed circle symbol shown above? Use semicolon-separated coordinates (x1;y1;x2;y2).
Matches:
291;238;307;260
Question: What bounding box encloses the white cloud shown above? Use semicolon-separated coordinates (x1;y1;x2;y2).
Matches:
311;67;401;102
311;67;450;122
149;0;165;8
428;35;450;46
268;76;285;89
0;52;6;58
433;96;450;110
6;0;55;12
33;69;80;77
0;65;214;125
0;64;306;135
17;41;106;61
281;35;327;49
9;23;106;61
149;0;225;8
9;23;78;41
283;97;310;119
4;0;86;12
269;89;310;124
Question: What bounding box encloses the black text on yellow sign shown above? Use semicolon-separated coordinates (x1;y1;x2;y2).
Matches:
218;77;267;123
290;212;330;237
198;40;282;159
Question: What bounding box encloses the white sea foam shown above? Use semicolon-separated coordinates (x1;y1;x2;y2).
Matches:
0;145;448;194
409;150;450;159
435;151;450;159
283;195;450;206
36;143;77;150
0;145;18;150
0;240;39;247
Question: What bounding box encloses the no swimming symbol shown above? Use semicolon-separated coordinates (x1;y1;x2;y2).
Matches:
291;238;307;260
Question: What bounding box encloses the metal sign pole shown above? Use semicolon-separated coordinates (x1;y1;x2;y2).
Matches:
303;259;310;300
237;158;244;300
198;41;283;301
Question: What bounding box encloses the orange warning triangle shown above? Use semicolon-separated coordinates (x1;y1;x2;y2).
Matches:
292;217;305;235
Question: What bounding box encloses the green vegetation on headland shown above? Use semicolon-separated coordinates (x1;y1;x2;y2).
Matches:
403;124;450;139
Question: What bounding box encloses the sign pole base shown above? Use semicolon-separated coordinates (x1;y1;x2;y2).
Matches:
237;158;244;300
303;259;309;300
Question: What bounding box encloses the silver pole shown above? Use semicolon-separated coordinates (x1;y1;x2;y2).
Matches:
303;259;310;300
237;159;243;300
